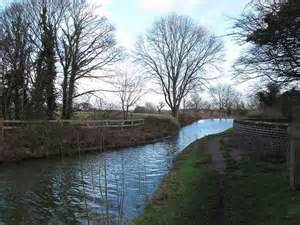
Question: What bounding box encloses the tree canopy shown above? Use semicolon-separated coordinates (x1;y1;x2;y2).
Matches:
233;0;300;87
136;14;223;117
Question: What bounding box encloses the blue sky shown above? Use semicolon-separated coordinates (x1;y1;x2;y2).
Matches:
96;0;249;49
93;0;250;89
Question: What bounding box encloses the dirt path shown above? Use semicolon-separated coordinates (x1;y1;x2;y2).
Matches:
204;136;225;225
204;133;242;225
205;136;225;174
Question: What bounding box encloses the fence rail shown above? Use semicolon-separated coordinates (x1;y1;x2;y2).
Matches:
0;119;145;135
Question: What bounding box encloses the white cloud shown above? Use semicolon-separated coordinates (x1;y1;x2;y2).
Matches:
137;0;203;14
116;30;135;49
138;0;173;13
88;0;112;16
89;0;112;7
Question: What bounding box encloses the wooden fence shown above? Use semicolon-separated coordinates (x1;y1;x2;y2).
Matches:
0;119;145;136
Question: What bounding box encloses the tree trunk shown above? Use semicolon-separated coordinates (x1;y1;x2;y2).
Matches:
13;90;21;120
2;89;11;120
171;107;178;118
123;110;126;120
126;106;129;120
46;72;56;120
62;73;68;119
65;77;75;120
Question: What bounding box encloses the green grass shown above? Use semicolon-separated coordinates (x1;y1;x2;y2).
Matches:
134;131;300;225
133;138;219;225
222;135;300;225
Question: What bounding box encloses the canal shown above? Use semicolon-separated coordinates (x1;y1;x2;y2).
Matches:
0;119;232;225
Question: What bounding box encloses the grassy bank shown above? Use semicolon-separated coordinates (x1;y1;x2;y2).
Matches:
178;111;203;127
221;132;300;225
134;130;300;225
133;137;220;225
74;111;204;127
0;116;179;162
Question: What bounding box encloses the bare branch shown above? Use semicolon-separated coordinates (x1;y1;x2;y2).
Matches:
135;14;223;117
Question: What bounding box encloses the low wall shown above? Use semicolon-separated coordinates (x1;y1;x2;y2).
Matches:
233;119;289;160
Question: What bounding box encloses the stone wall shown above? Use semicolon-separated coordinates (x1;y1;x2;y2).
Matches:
233;119;289;160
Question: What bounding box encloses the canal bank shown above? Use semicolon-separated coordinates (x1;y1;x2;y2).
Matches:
0;119;233;225
133;129;231;225
134;129;300;225
0;116;180;162
133;135;223;225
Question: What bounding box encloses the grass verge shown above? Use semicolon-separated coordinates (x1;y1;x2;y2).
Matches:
133;137;219;225
221;132;300;225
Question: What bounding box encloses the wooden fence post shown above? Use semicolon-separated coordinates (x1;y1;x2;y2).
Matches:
288;106;300;190
0;119;3;138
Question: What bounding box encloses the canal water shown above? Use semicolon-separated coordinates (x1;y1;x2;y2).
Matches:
0;119;232;225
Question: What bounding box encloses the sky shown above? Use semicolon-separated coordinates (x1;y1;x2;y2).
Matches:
0;0;252;107
89;0;251;106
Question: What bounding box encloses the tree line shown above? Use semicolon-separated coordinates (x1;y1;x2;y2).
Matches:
0;0;298;121
233;0;299;89
0;0;121;120
232;0;300;120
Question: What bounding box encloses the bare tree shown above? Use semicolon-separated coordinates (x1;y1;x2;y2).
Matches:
210;84;240;117
144;102;156;113
135;14;223;118
0;3;32;119
187;92;203;111
56;0;122;119
112;70;144;119
156;101;165;113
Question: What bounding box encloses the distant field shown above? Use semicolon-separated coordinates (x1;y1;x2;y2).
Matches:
72;111;172;120
72;110;208;127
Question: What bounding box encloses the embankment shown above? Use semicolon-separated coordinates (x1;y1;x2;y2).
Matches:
0;116;179;162
135;129;300;225
133;135;221;225
178;111;203;127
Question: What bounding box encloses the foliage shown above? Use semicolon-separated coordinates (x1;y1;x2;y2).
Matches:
233;0;300;86
0;3;32;119
252;83;300;121
280;88;300;120
31;5;57;119
0;0;121;120
256;82;281;109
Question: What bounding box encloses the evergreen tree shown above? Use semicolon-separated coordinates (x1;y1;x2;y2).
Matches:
234;0;300;86
32;6;57;119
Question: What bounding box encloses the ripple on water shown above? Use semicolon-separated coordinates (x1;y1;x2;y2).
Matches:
0;119;233;225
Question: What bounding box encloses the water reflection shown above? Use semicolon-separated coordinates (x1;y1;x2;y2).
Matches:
0;119;232;225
